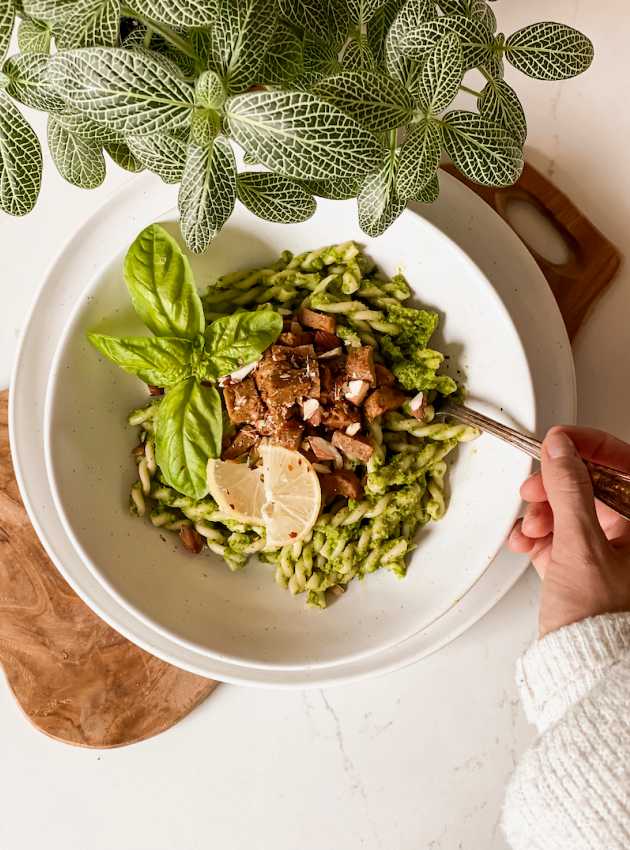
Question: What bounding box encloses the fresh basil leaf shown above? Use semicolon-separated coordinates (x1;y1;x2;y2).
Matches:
441;109;523;186
399;14;493;71
126;131;187;183
259;19;303;86
17;17;52;54
203;309;282;380
0;0;15;62
225;90;382;182
478;79;526;144
505;22;594;81
3;53;66;112
125;0;216;28
237;172;316;223
396;117;441;199
47;48;195;135
155;378;223;499
178;135;237;254
0;90;42;215
88;333;194;386
53;0;120;49
416;32;463;114
358;149;406;237
210;0;277;94
48;115;106;188
312;70;413;132
123;223;205;340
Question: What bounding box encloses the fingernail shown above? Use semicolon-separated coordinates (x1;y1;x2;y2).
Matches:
545;431;575;459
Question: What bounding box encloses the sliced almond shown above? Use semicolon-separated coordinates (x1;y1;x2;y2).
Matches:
301;398;320;421
345;422;361;436
308;436;343;468
345;378;370;405
318;347;343;360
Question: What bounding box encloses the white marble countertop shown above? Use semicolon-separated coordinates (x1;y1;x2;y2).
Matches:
1;2;629;848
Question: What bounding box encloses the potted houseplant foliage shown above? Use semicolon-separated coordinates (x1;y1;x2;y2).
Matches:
0;0;593;252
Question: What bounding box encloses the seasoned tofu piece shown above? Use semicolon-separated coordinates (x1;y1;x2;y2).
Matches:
222;427;260;460
313;329;342;353
254;345;319;406
331;431;373;462
298;306;336;334
374;363;396;387
278;330;314;347
320;470;363;500
223;377;265;425
321;399;361;431
345;346;376;384
364;386;407;422
269;417;304;451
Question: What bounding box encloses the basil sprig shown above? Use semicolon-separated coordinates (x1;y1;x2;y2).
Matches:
88;223;282;498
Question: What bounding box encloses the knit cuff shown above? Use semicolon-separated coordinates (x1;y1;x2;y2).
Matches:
516;612;630;733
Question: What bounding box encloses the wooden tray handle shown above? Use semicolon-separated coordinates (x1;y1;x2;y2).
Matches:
442;162;621;340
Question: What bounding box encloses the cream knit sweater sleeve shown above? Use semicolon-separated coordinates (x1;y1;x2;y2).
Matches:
502;613;630;850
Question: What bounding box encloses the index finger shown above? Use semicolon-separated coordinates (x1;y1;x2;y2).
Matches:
547;426;630;474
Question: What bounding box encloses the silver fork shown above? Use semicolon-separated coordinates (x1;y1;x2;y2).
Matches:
441;400;630;521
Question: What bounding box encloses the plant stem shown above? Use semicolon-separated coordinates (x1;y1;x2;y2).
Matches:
143;25;153;49
459;84;482;97
121;6;199;61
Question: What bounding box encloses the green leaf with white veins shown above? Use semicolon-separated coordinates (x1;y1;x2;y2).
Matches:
399;15;493;71
3;53;65;112
299;176;361;199
53;110;120;144
411;171;439;203
156;378;223;499
54;0;120;48
105;139;143;172
0;91;42;215
47;115;106;188
18;18;51;53
48;48;195;135
416;34;463;115
125;0;216;28
346;0;388;25
293;34;340;89
0;0;14;62
442;110;523;186
340;33;377;73
126;131;187;183
123;224;205;340
88;333;194;386
438;0;496;32
237;172;316;224
195;70;225;110
179;135;236;254
313;71;413;132
203;309;282;380
478;79;526;144
23;0;74;24
259;19;303;86
278;0;348;47
210;0;277;94
226;91;382;182
505;22;594;81
367;0;404;66
385;0;434;89
358;150;406;237
397;118;441;199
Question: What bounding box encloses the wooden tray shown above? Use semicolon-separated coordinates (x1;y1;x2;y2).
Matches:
0;161;620;748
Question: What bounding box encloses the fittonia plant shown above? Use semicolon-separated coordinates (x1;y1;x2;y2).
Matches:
0;0;593;252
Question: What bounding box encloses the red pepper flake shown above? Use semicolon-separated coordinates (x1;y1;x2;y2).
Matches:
289;531;297;538
229;503;235;510
288;464;294;471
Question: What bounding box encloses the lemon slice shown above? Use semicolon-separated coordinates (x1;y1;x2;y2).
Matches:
260;445;321;547
207;458;266;525
207;446;322;547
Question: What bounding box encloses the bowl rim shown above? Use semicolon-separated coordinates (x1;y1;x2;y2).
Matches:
42;200;535;672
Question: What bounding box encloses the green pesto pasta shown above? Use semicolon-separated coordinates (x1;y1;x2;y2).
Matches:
125;241;477;608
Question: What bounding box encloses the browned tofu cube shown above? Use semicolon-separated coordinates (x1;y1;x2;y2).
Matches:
223;377;265;425
321;400;361;431
374;363;396;387
254;346;319;406
331;431;373;462
364;386;407;422
298;306;336;334
319;470;363;500
345;346;376;384
313;329;342;353
222;427;260;460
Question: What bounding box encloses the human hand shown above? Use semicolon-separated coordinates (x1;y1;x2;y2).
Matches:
508;426;630;638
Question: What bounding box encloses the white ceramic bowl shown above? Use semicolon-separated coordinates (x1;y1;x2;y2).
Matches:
43;199;534;671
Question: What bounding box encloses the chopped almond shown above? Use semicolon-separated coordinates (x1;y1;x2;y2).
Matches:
344;378;370;406
364;386;407;422
346;422;361;436
299;306;336;334
331;431;373;462
408;391;428;421
309;436;343;467
301;398;321;421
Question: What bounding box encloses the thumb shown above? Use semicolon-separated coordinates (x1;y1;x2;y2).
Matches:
541;429;604;551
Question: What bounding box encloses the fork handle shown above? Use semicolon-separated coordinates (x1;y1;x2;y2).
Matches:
587;462;630;522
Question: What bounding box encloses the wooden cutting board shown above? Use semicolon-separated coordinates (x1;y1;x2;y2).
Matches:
0;161;620;748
